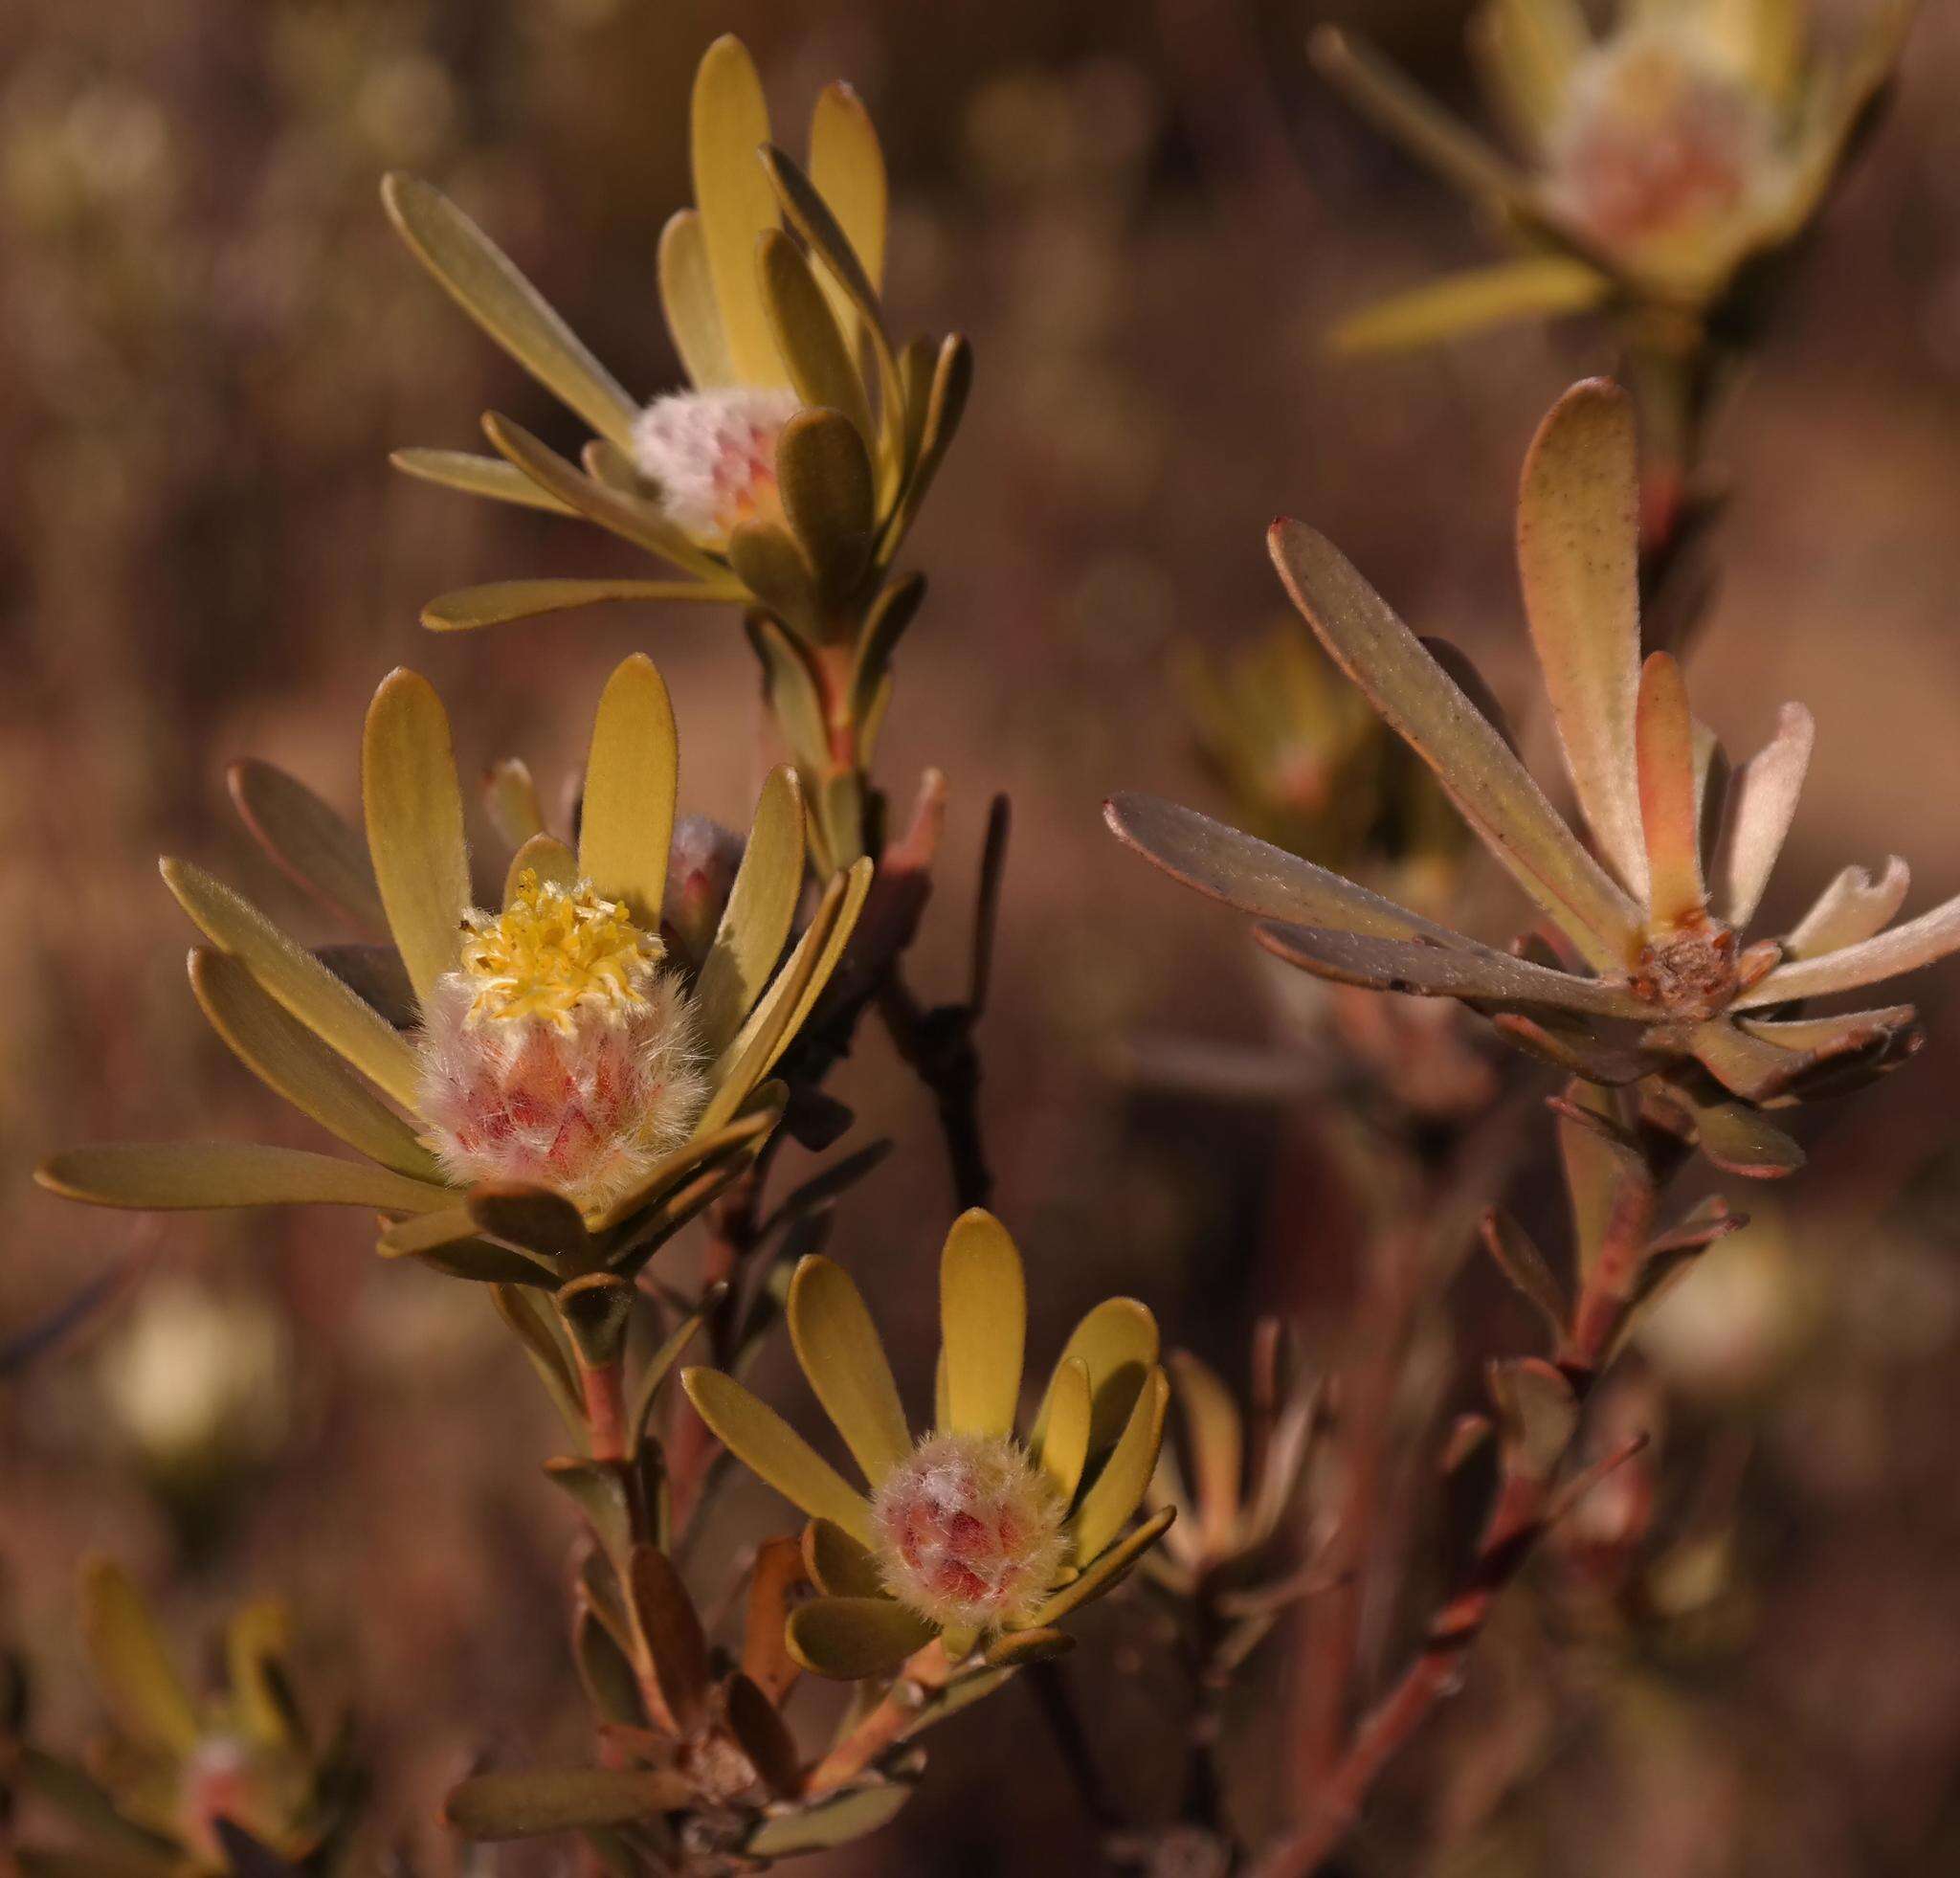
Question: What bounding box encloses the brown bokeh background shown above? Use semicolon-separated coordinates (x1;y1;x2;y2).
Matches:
6;1;1960;1871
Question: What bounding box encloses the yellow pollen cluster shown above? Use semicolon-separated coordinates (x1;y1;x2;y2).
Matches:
457;872;658;1029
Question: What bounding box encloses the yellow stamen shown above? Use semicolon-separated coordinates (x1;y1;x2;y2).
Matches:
457;871;659;1029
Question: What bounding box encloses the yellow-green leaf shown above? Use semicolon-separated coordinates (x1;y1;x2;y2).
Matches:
38;1143;453;1215
775;407;876;605
745;1780;911;1856
760;144;904;468
422;576;738;633
803;1516;889;1599
446;1767;694;1841
1472;0;1591;151
482;412;724;578
1069;1367;1170;1563
1030;1356;1092;1507
690;35;789;387
161;860;423;1108
390;447;579;515
1331;256;1609;354
983;1626;1075;1667
382;173;637;450
78;1558;199;1758
1032;1296;1160;1457
1268;518;1641;970
188;950;439;1180
786;1596;931;1681
363;668;471;1011
789;1256;912;1487
694;765;806;1056
682;1367;874;1543
1034;1506;1176;1626
758;229;874;446
578;654;678;931
227;759;385;931
505;832;577;906
939;1209;1025;1438
657;208;734;389
808;79;889;354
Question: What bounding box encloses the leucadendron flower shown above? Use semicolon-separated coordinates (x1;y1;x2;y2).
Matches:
386;34;969;868
1318;0;1913;352
12;1560;358;1874
683;1210;1174;1680
37;654;870;1284
1111;380;1960;1177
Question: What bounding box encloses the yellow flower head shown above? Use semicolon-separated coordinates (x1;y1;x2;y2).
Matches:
421;873;707;1215
458;871;660;1030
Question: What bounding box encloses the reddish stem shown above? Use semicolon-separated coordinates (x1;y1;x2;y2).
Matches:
580;1357;629;1465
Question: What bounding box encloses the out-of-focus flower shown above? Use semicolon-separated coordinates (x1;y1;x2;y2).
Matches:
1111;380;1958;1177
1145;1327;1328;1679
1318;0;1915;352
9;1560;358;1873
38;655;869;1280
1637;1209;1817;1403
97;1277;293;1495
387;34;970;867
684;1209;1173;1677
1177;622;1469;912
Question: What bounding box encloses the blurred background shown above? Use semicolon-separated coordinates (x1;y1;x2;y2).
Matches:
5;0;1960;1871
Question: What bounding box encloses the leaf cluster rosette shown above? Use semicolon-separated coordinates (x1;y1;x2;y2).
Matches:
37;653;870;1287
1111;379;1960;1178
683;1210;1175;1684
5;1560;360;1875
386;34;969;868
1318;0;1915;355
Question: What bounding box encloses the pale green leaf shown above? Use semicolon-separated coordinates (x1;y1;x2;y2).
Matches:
790;1255;912;1487
363;667;471;1010
382;172;636;448
690;35;790;387
1333;257;1609;353
390;447;578;515
939;1209;1025;1439
227;759;385;931
578;653;677;932
682;1367;874;1543
162;860;423;1107
188;950;439;1180
657;208;734;389
38;1143;452;1215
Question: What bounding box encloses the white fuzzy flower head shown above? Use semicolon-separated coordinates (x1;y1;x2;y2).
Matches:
871;1430;1069;1631
416;871;708;1215
631;387;802;545
1548;24;1792;276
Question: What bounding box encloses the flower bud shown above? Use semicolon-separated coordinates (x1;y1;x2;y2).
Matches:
631;387;802;545
870;1431;1068;1631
